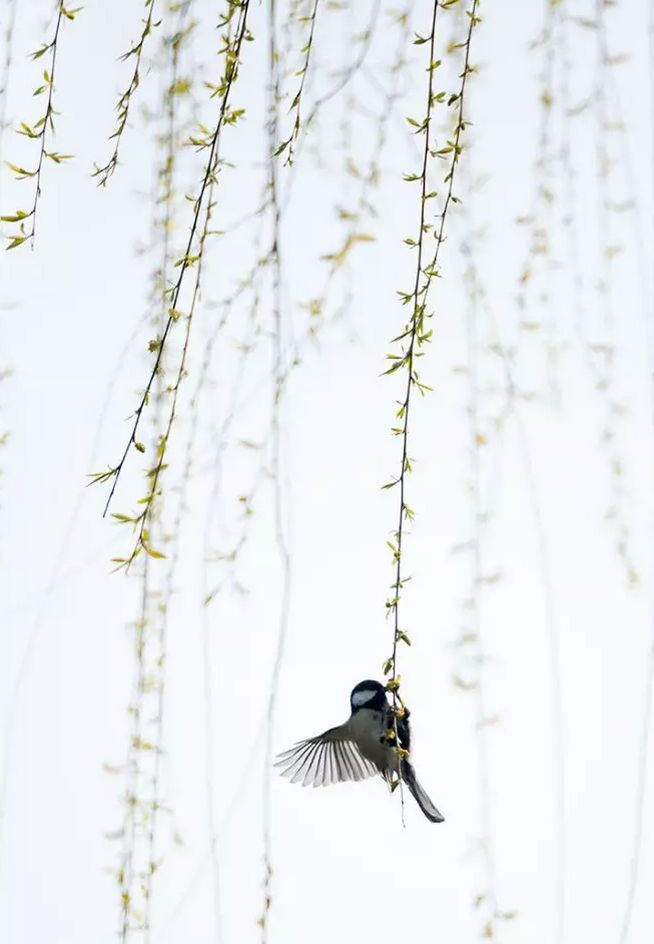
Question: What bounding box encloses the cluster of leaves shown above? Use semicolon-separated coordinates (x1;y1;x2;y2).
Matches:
2;3;80;248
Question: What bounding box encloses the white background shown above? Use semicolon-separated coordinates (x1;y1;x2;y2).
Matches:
1;1;654;943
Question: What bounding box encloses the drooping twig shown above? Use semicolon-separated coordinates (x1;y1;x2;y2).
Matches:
382;0;479;811
260;1;291;935
94;0;252;534
93;0;160;186
2;2;79;248
274;0;320;165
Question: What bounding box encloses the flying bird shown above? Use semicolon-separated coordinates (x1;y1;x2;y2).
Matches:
275;679;444;823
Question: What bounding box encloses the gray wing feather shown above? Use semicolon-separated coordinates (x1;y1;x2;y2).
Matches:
275;725;379;787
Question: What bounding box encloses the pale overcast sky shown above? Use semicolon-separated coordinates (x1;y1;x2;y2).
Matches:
1;1;654;943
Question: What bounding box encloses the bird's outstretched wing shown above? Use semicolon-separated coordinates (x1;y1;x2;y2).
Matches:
275;725;380;787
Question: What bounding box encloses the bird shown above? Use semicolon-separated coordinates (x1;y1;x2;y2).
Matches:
275;679;444;823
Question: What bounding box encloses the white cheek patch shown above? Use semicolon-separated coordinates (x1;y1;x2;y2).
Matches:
352;689;376;707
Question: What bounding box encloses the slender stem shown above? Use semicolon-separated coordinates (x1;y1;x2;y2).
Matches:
101;0;251;524
261;2;291;935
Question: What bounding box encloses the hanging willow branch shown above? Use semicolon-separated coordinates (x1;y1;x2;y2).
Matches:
382;0;479;784
274;0;320;165
111;22;192;934
109;186;216;571
93;0;160;186
260;0;290;933
139;20;191;939
2;2;80;248
92;0;252;542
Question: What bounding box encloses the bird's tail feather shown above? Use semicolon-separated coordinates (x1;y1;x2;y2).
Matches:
401;761;444;823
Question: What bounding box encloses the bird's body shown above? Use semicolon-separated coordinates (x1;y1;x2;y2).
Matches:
347;705;398;774
275;679;444;823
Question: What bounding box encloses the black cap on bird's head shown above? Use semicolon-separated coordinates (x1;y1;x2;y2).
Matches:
350;679;388;712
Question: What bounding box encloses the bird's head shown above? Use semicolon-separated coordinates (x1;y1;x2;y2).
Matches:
350;679;387;712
